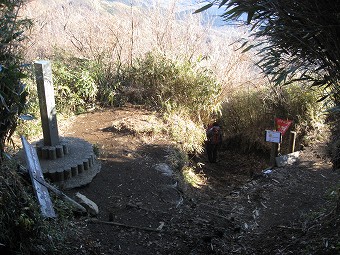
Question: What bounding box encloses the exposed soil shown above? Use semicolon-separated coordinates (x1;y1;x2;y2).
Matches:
60;106;340;255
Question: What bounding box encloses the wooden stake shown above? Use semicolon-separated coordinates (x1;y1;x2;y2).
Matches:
21;136;56;218
88;219;162;232
270;142;279;167
289;131;297;153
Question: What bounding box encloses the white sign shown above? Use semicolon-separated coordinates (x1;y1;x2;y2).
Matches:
265;130;282;143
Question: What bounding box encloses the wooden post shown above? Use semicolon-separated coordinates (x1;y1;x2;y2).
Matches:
270;142;279;167
269;118;281;167
21;136;56;218
289;131;297;153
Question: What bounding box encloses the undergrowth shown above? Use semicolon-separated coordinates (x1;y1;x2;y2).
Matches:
220;84;327;155
117;52;222;123
0;159;76;255
52;52;98;115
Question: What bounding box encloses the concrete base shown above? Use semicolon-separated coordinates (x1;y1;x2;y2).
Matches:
35;140;70;160
16;137;101;190
36;137;101;189
56;159;101;190
276;151;300;167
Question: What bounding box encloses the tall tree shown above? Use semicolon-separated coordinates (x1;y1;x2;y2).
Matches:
0;0;31;162
196;0;340;108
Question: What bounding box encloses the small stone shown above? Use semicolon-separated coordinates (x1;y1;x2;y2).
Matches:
75;192;99;216
155;163;173;176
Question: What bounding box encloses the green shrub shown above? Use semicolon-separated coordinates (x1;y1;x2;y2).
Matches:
0;0;32;161
95;60;125;107
16;51;220;154
15;52;112;140
52;52;98;114
89;51;223;154
118;52;222;123
51;50;129;111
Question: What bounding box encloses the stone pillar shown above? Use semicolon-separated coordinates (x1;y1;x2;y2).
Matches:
34;60;60;146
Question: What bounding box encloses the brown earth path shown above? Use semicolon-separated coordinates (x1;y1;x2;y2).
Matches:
60;107;340;255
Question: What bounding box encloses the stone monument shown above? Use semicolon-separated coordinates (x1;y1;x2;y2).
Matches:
35;60;59;147
33;60;100;189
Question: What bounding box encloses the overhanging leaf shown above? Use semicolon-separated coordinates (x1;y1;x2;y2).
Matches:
219;0;229;8
193;3;213;14
241;44;255;53
247;9;255;24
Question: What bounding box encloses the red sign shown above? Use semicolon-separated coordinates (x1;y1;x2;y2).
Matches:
275;118;292;136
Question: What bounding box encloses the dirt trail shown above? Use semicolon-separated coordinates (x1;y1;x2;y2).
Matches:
61;107;340;255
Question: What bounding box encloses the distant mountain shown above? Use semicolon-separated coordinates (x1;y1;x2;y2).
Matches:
102;0;226;27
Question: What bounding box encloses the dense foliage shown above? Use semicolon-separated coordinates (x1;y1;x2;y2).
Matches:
221;85;326;154
0;0;31;162
52;52;98;114
118;52;222;123
46;51;222;121
22;48;328;155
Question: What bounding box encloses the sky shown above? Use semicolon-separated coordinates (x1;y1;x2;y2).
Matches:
112;0;227;26
157;0;226;26
128;0;223;14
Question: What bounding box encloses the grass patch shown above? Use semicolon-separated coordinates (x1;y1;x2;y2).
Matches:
182;165;207;189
